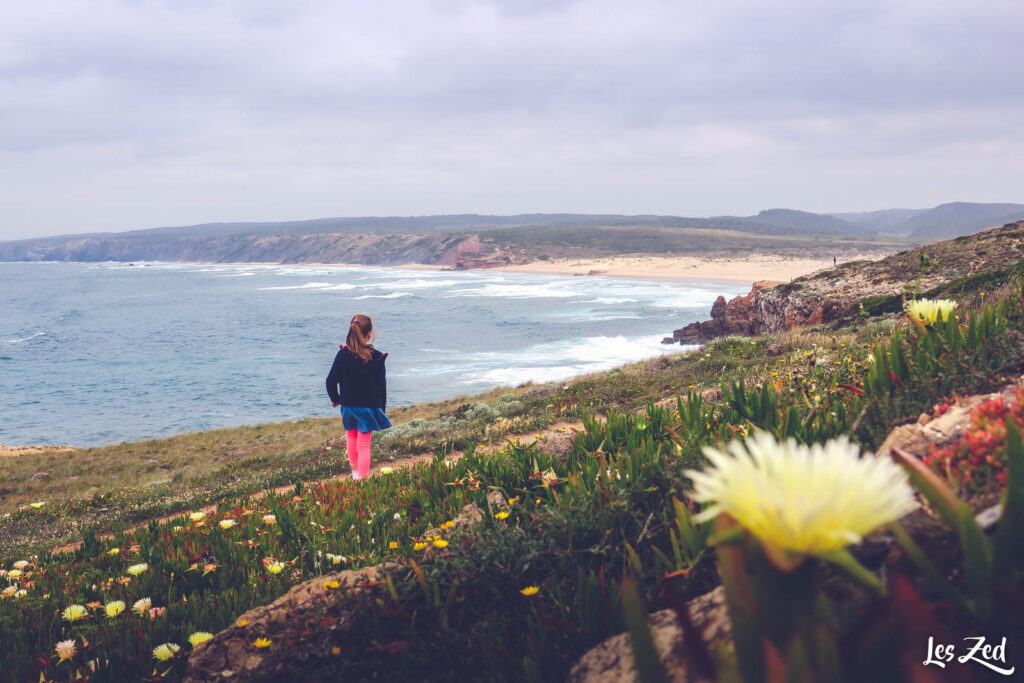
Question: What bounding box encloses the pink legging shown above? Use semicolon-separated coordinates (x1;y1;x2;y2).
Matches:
345;430;373;478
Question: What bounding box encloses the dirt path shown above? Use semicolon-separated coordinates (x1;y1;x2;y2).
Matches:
49;421;583;556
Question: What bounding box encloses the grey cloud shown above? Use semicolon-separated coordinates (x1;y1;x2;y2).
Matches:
1;0;1022;239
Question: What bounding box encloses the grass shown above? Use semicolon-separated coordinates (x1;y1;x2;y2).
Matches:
480;224;904;261
2;289;1020;682
0;325;850;556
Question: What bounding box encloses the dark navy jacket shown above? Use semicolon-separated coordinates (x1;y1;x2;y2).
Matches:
325;346;388;410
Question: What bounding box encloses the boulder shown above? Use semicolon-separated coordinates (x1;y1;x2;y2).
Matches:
567;587;728;683
184;496;503;682
183;563;396;682
874;390;1003;461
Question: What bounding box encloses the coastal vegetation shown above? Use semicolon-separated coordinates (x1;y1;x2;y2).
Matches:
2;225;1023;681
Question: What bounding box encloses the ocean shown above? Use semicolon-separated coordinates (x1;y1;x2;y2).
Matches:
0;262;748;447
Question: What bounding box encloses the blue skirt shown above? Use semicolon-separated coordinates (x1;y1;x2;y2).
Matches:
341;406;393;433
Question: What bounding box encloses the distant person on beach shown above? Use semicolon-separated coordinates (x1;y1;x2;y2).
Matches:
325;314;392;480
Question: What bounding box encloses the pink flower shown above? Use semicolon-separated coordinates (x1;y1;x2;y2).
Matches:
149;606;166;620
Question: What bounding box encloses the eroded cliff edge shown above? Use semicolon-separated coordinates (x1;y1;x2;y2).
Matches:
670;220;1024;344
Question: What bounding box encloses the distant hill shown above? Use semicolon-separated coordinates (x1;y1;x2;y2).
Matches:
828;208;929;235
2;202;1021;264
901;202;1024;240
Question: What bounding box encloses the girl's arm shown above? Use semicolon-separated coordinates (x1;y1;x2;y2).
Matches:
326;350;344;406
379;353;388;411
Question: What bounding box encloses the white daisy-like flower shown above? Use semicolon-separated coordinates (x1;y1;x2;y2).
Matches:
55;639;77;661
132;597;152;616
152;643;181;661
686;432;916;557
906;298;956;324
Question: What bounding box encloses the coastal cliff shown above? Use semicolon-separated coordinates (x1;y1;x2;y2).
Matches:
672;220;1024;343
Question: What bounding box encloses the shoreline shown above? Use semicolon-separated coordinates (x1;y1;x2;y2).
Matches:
352;253;888;283
3;253;886;284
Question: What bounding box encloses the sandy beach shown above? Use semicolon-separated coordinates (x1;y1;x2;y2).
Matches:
487;254;885;282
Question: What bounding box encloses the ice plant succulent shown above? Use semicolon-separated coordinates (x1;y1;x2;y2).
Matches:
132;597;152;616
54;639;76;662
188;632;214;647
126;562;149;576
62;604;88;622
687;432;916;559
219;519;236;529
152;643;181;661
104;600;125;618
906;298;956;324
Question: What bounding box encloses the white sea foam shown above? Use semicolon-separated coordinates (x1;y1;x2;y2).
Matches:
256;282;334;291
5;331;45;344
582;297;639;304
322;283;358;291
362;278;464;290
458;334;680;385
446;283;584;299
352;292;414;299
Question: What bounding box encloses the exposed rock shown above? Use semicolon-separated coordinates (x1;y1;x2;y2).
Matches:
669;221;1024;345
536;430;577;459
764;343;784;357
186;493;506;681
30;471;49;481
874;392;995;461
184;563;397;682
567;587;728;683
673;285;772;344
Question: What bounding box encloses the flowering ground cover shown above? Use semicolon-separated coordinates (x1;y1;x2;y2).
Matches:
1;286;1022;681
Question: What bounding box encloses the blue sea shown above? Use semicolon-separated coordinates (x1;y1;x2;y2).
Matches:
0;262;748;447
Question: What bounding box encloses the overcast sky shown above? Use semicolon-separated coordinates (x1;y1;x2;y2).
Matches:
2;0;1023;240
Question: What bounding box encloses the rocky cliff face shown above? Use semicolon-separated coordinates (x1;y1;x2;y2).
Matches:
0;231;523;269
672;220;1024;344
672;282;858;343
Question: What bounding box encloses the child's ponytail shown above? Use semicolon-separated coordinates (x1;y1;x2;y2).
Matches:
346;314;375;362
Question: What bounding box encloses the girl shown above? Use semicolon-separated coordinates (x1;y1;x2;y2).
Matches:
325;314;392;480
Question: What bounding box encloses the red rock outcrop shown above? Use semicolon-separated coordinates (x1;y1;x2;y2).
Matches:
672;281;859;344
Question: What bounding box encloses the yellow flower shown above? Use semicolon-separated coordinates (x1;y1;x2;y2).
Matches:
262;514;277;525
520;586;540;597
7;569;22;580
189;511;206;522
108;548;120;556
62;604;88;622
189;631;214;647
380;467;394;474
253;638;272;649
236;619;249;627
432;539;448;549
686;433;916;558
104;600;126;618
906;298;956;324
495;511;510;520
389;541;398;549
54;639;76;661
126;562;148;576
441;520;455;529
152;643;181;661
324;580;340;590
29;501;46;509
12;560;29;570
507;497;519;505
265;561;285;575
219;519;236;529
413;542;427;551
132;597;152;616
